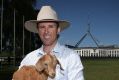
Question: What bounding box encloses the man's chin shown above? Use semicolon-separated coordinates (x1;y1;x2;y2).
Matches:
43;43;52;46
43;41;57;46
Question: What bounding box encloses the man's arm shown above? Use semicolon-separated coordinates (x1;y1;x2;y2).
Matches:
67;52;84;80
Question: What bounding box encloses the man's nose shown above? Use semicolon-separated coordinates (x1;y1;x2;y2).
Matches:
44;28;48;33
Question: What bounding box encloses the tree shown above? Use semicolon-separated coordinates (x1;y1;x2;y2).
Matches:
0;0;42;57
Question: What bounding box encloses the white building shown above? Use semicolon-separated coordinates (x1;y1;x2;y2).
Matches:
74;47;119;57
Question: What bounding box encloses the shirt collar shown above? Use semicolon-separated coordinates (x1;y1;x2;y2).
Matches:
38;46;44;56
52;42;64;57
52;42;62;53
38;42;63;57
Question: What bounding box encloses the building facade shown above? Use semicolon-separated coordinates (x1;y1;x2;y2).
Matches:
74;47;119;57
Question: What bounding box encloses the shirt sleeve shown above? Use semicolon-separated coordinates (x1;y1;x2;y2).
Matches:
19;53;32;69
19;55;29;69
67;52;84;80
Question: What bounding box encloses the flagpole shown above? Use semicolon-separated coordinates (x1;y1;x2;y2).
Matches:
1;0;3;53
13;9;16;66
22;15;25;58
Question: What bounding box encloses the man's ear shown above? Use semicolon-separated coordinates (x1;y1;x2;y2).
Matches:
58;27;61;34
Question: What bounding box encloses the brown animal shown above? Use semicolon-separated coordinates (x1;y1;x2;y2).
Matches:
12;54;63;80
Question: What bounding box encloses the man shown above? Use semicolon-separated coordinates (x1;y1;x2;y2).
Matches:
19;6;84;80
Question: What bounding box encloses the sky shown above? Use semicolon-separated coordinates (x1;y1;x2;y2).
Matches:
35;0;119;47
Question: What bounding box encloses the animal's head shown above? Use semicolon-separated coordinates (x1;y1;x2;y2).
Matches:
35;53;63;78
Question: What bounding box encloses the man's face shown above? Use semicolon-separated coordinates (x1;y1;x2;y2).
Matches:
37;22;60;46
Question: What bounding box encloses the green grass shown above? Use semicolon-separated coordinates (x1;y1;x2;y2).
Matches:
0;65;16;80
82;58;119;80
0;62;18;80
0;58;119;80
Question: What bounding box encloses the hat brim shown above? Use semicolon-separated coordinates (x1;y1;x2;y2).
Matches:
25;20;70;33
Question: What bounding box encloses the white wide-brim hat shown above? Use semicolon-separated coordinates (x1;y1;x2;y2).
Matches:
25;6;70;33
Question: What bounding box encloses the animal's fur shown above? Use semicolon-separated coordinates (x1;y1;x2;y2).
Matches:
12;54;63;80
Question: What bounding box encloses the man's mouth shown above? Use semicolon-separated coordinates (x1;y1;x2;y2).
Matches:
44;35;50;39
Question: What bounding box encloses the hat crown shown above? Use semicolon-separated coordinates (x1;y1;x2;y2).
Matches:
37;6;58;20
25;5;70;33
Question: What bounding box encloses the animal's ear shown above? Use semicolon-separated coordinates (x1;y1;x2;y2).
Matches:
52;54;64;70
35;60;45;72
57;60;64;71
36;65;45;72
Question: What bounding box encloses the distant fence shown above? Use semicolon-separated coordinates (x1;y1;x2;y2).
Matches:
75;48;119;58
0;57;14;62
0;56;22;67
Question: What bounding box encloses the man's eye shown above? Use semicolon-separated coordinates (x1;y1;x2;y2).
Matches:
39;26;45;29
49;25;56;28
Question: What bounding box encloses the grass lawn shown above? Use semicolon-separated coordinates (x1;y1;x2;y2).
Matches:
0;63;18;80
0;58;119;80
82;58;119;80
